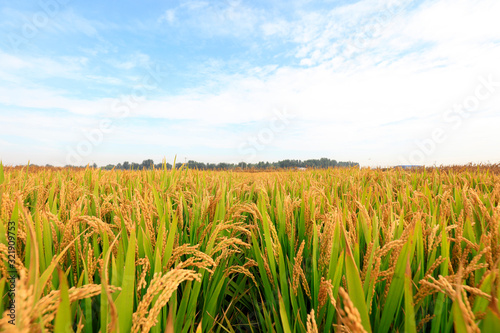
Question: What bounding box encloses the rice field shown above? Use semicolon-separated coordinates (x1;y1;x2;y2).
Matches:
0;163;499;332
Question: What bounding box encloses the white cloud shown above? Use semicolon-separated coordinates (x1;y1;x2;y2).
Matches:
403;0;500;44
85;75;122;85
108;53;151;70
0;51;88;82
261;19;291;37
0;86;113;116
160;0;266;37
158;9;176;25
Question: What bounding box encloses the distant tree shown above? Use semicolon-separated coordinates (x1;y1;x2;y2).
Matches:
187;160;207;169
141;159;154;170
65;157;357;171
217;163;230;170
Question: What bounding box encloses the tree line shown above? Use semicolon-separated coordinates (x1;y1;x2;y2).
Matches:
99;158;359;170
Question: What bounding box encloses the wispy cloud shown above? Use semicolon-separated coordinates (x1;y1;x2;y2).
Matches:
158;9;176;25
158;0;268;38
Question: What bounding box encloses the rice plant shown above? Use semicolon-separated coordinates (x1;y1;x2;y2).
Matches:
0;162;499;332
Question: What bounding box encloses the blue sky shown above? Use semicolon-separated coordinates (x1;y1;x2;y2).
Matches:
0;0;499;167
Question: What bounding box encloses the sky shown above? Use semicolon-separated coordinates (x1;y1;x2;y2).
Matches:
0;0;499;167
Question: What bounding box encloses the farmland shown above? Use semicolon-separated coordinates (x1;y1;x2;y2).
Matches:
0;164;499;332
